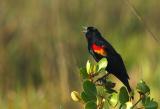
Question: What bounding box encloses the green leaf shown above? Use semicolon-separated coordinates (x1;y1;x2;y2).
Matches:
86;60;91;74
142;96;150;105
96;86;106;97
142;96;158;109
103;100;110;109
108;93;118;107
93;65;99;74
83;80;97;96
120;104;127;109
80;67;89;80
85;101;97;109
81;91;96;103
136;80;150;95
119;87;129;104
144;100;158;109
97;58;108;71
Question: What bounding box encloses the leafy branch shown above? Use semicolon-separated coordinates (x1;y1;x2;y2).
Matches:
71;58;158;109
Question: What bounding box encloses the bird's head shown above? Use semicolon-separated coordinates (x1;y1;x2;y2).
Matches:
83;26;101;40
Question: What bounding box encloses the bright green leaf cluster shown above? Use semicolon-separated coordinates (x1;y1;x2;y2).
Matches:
71;58;158;109
85;58;108;75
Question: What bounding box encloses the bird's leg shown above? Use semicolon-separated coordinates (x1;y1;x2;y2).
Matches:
96;73;110;85
97;73;109;83
95;73;116;92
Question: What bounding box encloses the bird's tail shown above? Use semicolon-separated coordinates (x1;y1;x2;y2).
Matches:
125;81;134;99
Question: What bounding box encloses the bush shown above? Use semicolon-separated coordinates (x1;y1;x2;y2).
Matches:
71;58;158;109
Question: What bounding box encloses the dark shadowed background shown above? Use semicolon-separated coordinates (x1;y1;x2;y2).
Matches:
0;0;160;108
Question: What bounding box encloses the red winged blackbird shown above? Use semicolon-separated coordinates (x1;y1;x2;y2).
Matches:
83;26;132;93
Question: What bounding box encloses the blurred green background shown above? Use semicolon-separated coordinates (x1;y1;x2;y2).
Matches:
0;0;160;108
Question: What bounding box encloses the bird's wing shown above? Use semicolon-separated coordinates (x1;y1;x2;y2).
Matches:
91;41;108;57
112;53;129;79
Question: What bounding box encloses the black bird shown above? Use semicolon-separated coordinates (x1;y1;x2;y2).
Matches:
83;26;132;93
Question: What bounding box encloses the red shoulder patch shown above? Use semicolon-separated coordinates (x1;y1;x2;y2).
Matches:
92;44;107;56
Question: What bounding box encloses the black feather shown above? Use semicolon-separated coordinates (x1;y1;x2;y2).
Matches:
84;26;132;93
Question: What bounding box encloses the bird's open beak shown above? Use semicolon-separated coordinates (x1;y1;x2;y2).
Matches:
82;26;87;33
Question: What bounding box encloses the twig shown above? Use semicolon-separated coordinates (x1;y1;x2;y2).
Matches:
131;97;142;109
131;94;145;109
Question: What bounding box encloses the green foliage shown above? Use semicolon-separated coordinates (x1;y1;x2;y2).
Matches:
108;93;118;107
81;91;96;102
71;58;158;109
119;87;129;104
144;100;158;109
82;80;97;103
80;67;89;80
136;80;150;95
85;101;97;109
142;97;158;109
86;60;92;74
83;80;97;96
96;86;106;97
97;58;108;72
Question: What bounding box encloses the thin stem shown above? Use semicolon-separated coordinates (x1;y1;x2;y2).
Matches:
131;98;142;109
131;94;145;109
